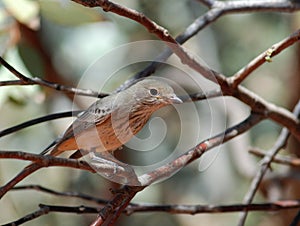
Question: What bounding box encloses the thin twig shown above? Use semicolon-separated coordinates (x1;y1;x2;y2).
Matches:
238;100;300;226
12;185;108;205
229;29;300;87
0;90;220;138
4;199;300;226
249;148;300;167
10;184;300;215
2;204;101;226
0;57;108;98
0;111;82;138
125;199;300;215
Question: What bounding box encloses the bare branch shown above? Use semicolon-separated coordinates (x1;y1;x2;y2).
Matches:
0;151;95;198
118;0;300;90
71;0;300;141
0;111;262;222
238;99;300;226
0;111;82;138
12;185;108;205
229;29;300;87
0;57;108;98
4;199;300;225
249;148;300;167
92;113;263;224
0;90;219;139
138;113;263;186
125;199;300;215
91;186;144;226
2;204;101;226
213;0;300;13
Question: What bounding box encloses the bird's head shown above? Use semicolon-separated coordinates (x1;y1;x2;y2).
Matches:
130;78;183;107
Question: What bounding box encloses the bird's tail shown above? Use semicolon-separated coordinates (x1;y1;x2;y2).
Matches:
40;138;61;156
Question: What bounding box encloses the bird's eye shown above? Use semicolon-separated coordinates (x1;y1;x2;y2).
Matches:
149;88;159;96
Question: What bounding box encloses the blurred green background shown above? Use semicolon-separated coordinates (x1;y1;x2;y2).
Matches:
0;0;299;226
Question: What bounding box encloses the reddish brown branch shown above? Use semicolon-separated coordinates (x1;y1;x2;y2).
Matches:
0;151;95;198
123;0;300;85
91;186;144;226
138;113;263;186
230;29;300;87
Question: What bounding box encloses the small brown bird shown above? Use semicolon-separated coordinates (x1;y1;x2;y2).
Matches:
42;78;182;158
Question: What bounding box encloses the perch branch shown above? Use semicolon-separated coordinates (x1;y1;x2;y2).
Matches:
0;151;95;198
93;113;264;224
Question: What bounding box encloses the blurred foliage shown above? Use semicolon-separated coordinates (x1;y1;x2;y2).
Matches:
0;0;299;226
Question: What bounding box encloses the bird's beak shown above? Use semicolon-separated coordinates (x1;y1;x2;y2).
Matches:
169;95;183;104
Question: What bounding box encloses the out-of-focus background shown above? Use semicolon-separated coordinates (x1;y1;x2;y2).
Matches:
0;0;299;225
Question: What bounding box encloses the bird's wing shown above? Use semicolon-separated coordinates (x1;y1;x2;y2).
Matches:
41;98;114;155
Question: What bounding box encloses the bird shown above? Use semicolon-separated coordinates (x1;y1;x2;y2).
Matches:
42;78;183;158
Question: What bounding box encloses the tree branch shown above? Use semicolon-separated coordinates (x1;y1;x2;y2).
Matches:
238;99;300;226
138;113;264;186
249;148;300;167
229;29;300;87
71;0;300;142
0;151;95;198
0;111;82;138
120;0;300;88
92;113;264;224
12;185;108;205
0;57;108;98
4;199;300;225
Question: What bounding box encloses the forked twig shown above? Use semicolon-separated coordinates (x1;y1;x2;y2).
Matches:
238;100;300;226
